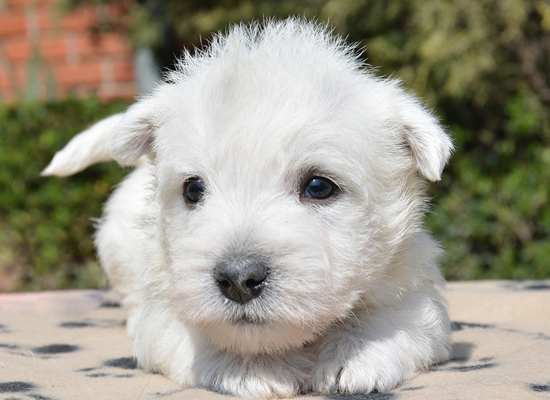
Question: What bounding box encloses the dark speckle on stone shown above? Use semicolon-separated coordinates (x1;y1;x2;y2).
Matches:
77;367;97;372
451;321;493;331
448;363;497;372
28;394;55;400
104;357;138;370
0;344;19;349
87;373;110;378
400;386;424;391
449;356;468;363
153;389;188;397
59;321;95;328
523;284;550;291
33;344;79;354
530;384;550;392
0;381;36;393
325;393;396;399
100;300;121;308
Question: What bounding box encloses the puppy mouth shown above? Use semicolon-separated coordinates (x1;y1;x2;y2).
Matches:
208;308;321;355
232;315;260;325
227;310;267;326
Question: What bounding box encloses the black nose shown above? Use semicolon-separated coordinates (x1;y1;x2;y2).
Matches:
214;257;269;304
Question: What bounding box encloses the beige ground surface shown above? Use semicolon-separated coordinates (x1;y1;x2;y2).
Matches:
1;280;549;400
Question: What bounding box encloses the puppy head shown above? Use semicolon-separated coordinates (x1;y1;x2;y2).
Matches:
111;19;453;355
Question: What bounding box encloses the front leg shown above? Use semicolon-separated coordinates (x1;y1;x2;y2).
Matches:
311;288;451;395
133;303;316;398
192;345;316;398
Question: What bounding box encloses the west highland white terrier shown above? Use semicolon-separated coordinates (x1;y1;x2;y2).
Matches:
43;18;453;397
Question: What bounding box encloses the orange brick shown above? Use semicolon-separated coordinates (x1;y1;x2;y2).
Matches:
60;7;97;31
73;33;130;57
1;1;135;103
39;37;67;60
4;0;27;10
53;61;102;86
7;0;56;10
33;4;96;32
4;36;31;61
112;58;134;82
96;34;132;54
0;13;26;35
0;69;10;90
70;33;98;58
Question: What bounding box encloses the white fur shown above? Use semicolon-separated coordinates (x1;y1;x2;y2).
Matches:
41;114;124;177
43;19;453;397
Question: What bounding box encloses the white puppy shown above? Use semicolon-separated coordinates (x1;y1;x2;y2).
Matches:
43;18;453;397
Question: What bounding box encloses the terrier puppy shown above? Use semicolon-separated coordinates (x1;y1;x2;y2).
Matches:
43;18;453;397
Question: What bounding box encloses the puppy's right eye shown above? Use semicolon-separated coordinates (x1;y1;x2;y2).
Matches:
184;178;205;204
304;176;337;200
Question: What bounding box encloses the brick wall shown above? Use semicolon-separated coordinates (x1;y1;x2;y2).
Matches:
0;0;136;103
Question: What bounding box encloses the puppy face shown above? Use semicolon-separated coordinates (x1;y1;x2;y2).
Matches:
110;21;452;355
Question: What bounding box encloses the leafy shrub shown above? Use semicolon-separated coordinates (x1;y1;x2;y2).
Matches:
0;98;130;291
427;93;550;280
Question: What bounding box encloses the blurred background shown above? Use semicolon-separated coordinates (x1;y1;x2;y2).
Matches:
1;0;549;292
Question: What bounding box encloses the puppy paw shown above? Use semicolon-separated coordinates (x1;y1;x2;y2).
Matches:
211;372;303;398
310;326;432;396
311;349;408;395
194;350;314;398
311;286;451;395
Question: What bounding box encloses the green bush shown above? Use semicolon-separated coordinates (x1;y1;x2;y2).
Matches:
0;98;130;291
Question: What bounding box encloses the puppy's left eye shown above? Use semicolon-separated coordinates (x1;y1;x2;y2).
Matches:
304;177;336;200
184;177;205;204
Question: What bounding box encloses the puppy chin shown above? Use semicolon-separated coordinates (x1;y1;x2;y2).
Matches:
174;287;331;355
170;272;346;355
200;319;318;355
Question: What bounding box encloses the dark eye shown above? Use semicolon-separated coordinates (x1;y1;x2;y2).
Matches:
304;177;336;200
184;178;205;204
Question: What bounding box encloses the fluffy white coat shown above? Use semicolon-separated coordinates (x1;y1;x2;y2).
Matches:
43;19;453;397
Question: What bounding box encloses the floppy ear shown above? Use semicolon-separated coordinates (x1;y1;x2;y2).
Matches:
41;113;124;177
399;98;453;182
110;99;162;167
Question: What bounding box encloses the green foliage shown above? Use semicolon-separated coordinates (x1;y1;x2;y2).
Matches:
0;98;131;291
367;0;550;280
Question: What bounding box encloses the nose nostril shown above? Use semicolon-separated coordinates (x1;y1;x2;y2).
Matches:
245;278;265;290
216;279;231;290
